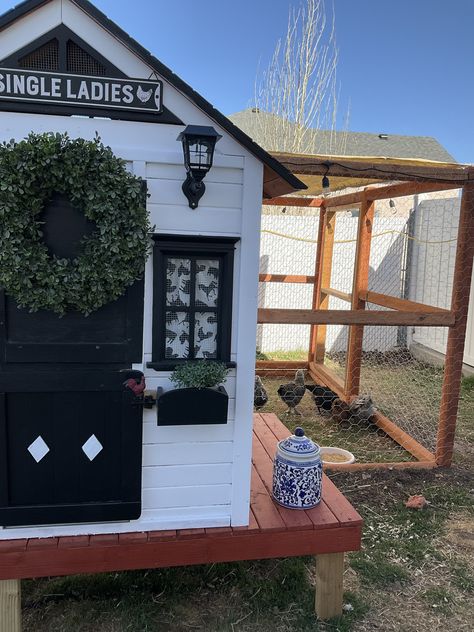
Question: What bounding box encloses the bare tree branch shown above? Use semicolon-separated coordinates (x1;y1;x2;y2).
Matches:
253;0;349;155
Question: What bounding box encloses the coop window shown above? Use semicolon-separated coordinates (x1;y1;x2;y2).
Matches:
150;236;238;369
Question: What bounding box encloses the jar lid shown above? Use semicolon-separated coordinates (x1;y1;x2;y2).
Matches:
277;427;320;460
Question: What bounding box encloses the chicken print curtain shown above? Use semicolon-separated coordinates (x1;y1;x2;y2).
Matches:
165;257;219;359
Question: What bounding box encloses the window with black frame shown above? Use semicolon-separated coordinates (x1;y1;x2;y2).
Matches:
149;236;238;369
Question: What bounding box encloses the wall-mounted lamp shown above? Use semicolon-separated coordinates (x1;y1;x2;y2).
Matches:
177;125;222;209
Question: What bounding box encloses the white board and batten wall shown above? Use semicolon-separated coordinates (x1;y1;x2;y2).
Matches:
0;0;265;539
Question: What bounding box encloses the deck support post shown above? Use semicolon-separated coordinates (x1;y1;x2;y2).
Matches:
0;579;21;632
315;552;344;620
436;183;474;466
345;195;375;399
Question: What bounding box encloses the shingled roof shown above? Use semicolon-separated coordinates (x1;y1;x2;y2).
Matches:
228;109;455;163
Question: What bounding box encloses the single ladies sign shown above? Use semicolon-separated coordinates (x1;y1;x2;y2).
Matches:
0;68;163;113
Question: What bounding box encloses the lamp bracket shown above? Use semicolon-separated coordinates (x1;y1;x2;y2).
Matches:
182;172;206;209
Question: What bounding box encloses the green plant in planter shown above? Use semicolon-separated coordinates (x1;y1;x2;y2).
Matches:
170;361;230;389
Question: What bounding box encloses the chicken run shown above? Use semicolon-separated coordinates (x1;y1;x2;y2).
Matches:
255;154;474;470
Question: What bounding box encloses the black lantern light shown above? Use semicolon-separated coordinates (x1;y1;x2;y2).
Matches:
177;125;222;209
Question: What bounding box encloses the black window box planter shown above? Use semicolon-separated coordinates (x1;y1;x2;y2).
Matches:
156;386;229;426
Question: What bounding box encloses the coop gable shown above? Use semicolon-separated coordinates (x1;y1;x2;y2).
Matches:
0;0;304;197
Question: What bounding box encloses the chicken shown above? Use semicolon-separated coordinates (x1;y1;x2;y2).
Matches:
331;397;351;424
348;395;376;426
277;369;306;415
331;394;375;426
305;384;337;415
124;375;146;396
254;375;268;410
136;85;152;103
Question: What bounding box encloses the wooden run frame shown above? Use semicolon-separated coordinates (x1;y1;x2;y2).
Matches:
258;162;474;470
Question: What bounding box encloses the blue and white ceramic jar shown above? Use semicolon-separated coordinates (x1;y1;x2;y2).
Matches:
272;427;322;509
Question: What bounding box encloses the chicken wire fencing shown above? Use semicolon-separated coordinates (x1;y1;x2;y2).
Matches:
256;189;468;466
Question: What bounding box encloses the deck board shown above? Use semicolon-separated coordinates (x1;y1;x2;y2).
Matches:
0;413;362;581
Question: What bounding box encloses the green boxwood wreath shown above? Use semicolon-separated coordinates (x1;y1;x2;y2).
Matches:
0;132;152;315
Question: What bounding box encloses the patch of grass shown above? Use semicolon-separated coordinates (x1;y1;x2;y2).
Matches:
461;375;474;392
450;561;474;592
422;586;455;615
23;557;368;632
320;592;370;632
261;349;308;361
350;553;409;587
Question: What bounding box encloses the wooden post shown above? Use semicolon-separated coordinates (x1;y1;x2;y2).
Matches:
309;209;336;364
315;552;344;619
436;183;474;466
0;579;21;632
345;195;375;399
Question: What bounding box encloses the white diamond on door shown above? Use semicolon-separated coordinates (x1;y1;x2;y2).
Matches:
82;434;103;461
27;436;50;463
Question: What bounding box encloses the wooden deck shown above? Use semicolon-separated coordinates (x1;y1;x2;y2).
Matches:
0;413;362;623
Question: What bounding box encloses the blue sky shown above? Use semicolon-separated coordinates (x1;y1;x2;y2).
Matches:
1;0;473;163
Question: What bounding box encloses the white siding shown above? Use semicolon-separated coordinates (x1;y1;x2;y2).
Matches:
0;0;264;538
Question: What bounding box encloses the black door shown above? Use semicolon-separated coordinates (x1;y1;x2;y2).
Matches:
0;194;145;527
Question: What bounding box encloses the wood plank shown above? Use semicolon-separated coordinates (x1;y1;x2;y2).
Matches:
232;508;260;535
373;411;435;462
256;361;308;370
253;416;340;530
309;363;346;400
315;552;344;619
259;274;315;284
263;196;323;207
309;207;326;363
319;477;363;527
252;432;314;530
0;526;362;580
345;196;375;398
258;414;362;526
436;182;474;466
322;181;461;208
258;308;455;326
271;152;472;184
0;579;21;632
321;287;352;303
361;290;449;314
315;211;336;363
323;460;437;471
250;465;287;532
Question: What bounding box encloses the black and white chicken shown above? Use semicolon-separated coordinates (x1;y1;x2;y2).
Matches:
305;384;338;415
254;375;268;410
277;369;306;415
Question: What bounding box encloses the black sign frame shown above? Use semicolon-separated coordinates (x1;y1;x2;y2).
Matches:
0;67;164;114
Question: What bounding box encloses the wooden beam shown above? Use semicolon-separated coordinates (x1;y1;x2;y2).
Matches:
361;290;449;313
259;274;315;284
0;579;21;632
309;362;345;400
311;211;337;363
257;308;455;327
323;180;461;209
309;209;328;363
263;196;323;207
321;287;352;303
436;183;474;466
345;196;375;398
315;552;344;619
372;410;436;462
271;152;473;184
323;460;438;472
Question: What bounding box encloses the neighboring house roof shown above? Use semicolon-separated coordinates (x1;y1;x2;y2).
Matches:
0;0;306;198
228;109;455;163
